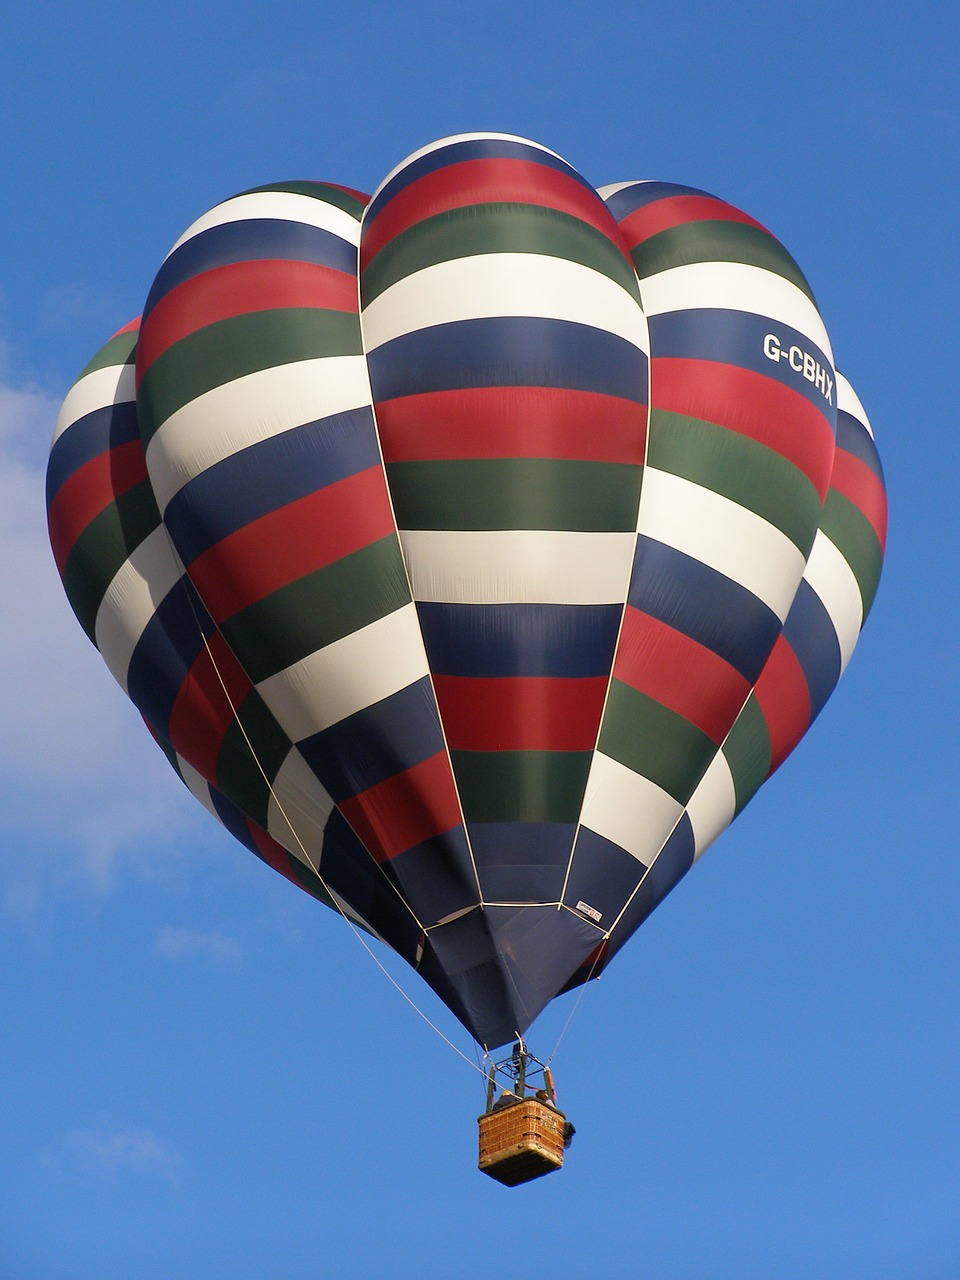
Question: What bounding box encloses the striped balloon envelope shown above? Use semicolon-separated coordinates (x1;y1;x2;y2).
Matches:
47;135;886;1050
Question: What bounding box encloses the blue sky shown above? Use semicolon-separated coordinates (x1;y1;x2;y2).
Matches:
2;2;958;1276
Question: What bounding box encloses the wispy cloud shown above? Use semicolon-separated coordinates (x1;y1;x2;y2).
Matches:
59;1127;178;1179
0;363;205;911
156;925;242;968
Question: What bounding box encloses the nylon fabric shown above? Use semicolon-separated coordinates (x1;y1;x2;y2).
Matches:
47;139;886;1050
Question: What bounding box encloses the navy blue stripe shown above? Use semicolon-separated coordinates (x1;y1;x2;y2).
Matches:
416;602;622;677
126;577;213;738
602;813;695;962
318;809;422;958
602;181;713;222
649;308;836;419
837;409;885;484
209;787;261;854
143;219;358;320
471;821;574;903
782;579;842;720
297;677;445;803
365;137;591;227
470;821;574;873
163;406;382;565
375;825;478;924
563;827;648;924
46;401;140;508
367;317;648;403
629;537;781;684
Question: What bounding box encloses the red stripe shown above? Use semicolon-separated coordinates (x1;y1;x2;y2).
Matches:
752;635;812;774
613;607;751;744
325;183;370;205
109;316;141;340
137;259;358;376
433;675;608;751
362;158;627;266
246;820;340;905
338;752;463;862
167;632;255;781
618;195;768;250
48;441;149;575
652;357;836;498
375;386;648;464
187;466;396;623
562;939;610;988
247;821;304;882
830;449;888;551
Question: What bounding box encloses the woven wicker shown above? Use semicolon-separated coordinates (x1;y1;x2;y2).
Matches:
477;1098;566;1186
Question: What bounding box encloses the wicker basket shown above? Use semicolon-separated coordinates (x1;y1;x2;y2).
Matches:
477;1099;566;1186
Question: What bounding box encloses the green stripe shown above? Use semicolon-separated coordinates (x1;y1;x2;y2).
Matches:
818;491;884;616
647;408;822;554
241;180;366;220
216;691;291;829
451;750;591;823
279;847;346;916
137;308;363;443
219;535;410;684
632;221;816;303
63;483;161;641
598;680;717;804
721;695;771;814
79;330;137;378
385;459;642;532
362;203;640;304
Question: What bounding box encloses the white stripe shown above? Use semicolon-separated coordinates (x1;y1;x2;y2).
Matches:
369;133;567;203
94;527;184;693
579;752;684;864
637;468;806;622
684;750;737;860
640;260;834;363
165;191;362;258
596;181;651;200
266;748;336;862
836;370;875;439
53;364;135;444
802;533;864;672
362;254;648;353
399;529;636;604
145;355;372;512
175;756;222;820
261;753;381;934
180;745;365;923
182;749;375;935
257;604;431;740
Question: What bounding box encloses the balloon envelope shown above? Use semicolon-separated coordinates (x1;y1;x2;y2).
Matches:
47;136;886;1049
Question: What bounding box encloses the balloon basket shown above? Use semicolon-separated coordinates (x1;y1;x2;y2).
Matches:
477;1042;569;1186
477;1098;566;1187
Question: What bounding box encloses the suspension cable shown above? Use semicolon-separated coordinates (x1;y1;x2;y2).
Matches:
169;548;486;1081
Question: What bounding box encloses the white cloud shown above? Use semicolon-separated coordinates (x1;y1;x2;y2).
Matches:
0;369;206;908
0;378;58;460
60;1127;177;1179
155;925;242;968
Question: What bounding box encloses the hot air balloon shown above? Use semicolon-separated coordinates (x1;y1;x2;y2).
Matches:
47;133;886;1183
